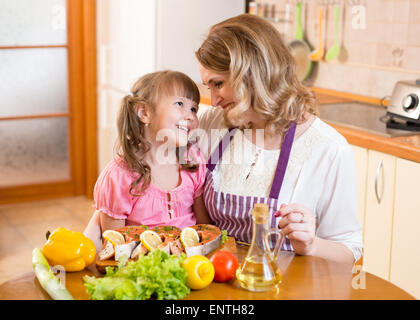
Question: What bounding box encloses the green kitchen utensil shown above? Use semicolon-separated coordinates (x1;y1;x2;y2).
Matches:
289;1;313;81
325;5;340;61
295;1;304;40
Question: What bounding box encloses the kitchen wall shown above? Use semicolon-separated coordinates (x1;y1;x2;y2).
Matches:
96;0;154;172
256;0;420;99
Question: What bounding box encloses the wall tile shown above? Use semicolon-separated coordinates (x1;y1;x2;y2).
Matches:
378;22;395;43
314;62;419;98
362;42;378;65
392;0;410;23
346;41;363;64
366;0;381;23
239;0;420;97
404;47;420;70
409;0;420;24
390;23;409;46
407;24;420;47
363;21;382;43
376;0;394;23
376;43;394;67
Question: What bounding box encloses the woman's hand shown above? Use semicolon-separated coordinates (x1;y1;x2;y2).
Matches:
275;203;317;256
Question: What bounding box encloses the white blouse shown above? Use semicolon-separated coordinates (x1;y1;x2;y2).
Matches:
197;105;363;261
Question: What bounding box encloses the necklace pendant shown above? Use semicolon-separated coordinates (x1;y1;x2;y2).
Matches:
245;149;261;181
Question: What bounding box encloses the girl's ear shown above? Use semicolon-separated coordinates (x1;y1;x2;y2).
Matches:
136;103;152;125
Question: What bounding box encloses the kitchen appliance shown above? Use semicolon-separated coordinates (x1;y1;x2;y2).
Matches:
386;79;420;131
318;100;419;138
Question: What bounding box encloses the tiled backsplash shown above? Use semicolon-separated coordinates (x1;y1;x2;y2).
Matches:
256;0;420;99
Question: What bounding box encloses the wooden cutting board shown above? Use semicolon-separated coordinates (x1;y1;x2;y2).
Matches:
96;236;237;273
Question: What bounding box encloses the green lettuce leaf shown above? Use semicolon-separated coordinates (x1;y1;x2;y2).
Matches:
221;230;228;244
84;249;190;300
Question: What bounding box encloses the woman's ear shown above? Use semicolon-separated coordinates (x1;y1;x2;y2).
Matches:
136;103;152;125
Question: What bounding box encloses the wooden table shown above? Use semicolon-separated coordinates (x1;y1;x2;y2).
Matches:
0;244;414;300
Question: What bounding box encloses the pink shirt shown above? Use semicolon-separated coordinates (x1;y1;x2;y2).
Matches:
93;149;205;229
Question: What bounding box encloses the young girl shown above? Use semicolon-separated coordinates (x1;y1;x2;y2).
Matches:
84;70;210;251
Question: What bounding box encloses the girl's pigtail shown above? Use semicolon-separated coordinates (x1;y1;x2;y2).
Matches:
116;94;152;196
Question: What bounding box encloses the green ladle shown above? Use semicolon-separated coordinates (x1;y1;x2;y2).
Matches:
325;5;340;61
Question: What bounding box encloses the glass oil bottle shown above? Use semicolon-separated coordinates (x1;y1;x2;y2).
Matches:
236;203;284;292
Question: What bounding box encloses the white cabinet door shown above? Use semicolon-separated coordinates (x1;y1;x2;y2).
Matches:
390;158;420;299
351;145;368;237
363;150;396;281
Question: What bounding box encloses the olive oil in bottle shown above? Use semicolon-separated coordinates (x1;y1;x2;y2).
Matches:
236;255;282;292
236;203;284;292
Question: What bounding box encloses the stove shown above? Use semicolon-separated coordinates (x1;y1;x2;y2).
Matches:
318;101;419;138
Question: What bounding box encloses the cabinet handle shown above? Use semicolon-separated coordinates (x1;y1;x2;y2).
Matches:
375;160;384;204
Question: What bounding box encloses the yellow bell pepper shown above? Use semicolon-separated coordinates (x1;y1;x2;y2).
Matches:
42;227;96;272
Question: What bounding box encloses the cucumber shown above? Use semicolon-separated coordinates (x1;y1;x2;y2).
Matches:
32;248;74;300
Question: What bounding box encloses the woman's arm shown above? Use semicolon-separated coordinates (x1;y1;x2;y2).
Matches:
276;204;355;264
310;237;355;264
276;144;362;265
193;195;212;224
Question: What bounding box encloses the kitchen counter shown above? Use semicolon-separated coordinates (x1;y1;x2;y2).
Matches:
198;85;420;163
316;93;420;163
0;244;414;300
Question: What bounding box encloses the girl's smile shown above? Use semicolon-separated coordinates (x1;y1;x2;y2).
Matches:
176;120;191;133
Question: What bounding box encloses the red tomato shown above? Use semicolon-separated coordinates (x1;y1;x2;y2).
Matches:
209;251;239;283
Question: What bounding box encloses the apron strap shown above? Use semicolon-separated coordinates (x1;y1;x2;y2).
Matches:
206;128;237;172
269;122;297;199
206;122;296;200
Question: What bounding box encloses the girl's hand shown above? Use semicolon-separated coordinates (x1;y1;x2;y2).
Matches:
274;203;317;256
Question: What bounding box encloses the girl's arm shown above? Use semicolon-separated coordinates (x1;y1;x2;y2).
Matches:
83;210;102;253
193;195;212;224
100;211;126;232
83;211;126;252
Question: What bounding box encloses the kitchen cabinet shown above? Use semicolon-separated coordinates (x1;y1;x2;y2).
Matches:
390;158;420;299
363;150;396;281
352;145;368;236
351;145;420;298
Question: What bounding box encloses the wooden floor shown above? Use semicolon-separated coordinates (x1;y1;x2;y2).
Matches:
0;196;94;285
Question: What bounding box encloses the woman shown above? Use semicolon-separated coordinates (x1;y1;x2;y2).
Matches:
195;14;362;264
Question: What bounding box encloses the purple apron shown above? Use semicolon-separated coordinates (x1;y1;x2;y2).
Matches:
203;123;297;250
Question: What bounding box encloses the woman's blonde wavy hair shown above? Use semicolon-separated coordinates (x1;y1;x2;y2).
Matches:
116;70;200;196
195;14;317;138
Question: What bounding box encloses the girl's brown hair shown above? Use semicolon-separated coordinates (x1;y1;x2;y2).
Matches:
116;70;200;196
195;14;317;139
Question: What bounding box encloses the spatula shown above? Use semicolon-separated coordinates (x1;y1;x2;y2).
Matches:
309;6;325;61
325;4;340;61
